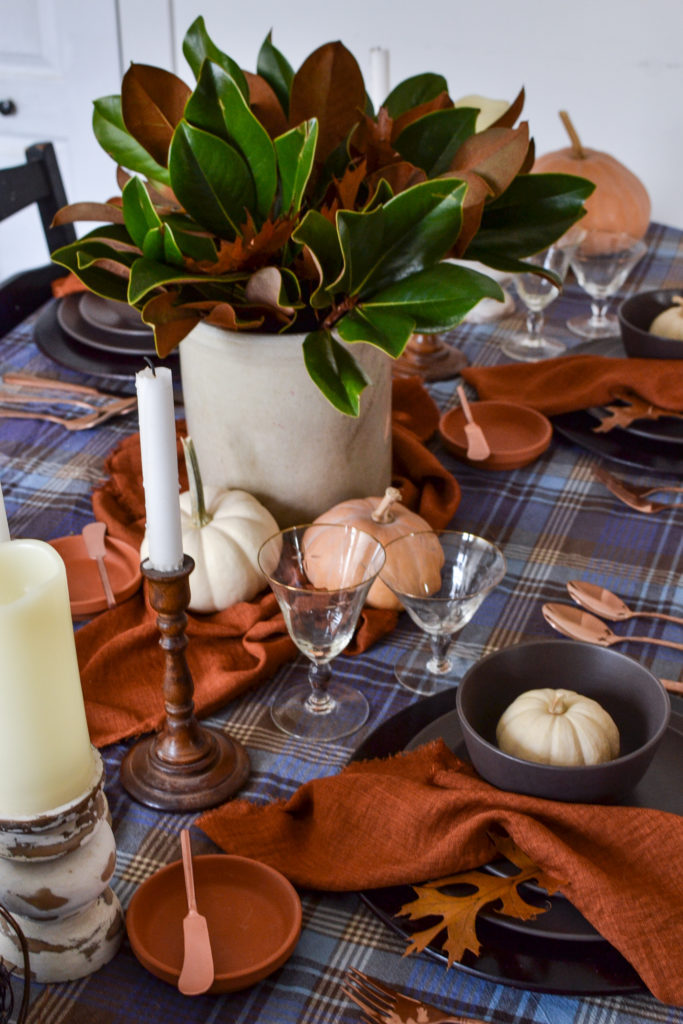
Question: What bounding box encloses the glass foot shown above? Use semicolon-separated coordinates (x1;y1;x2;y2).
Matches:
270;680;369;740
567;313;619;339
393;644;459;695
501;333;566;362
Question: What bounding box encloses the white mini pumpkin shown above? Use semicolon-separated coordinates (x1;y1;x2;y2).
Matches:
650;296;683;340
496;688;620;766
140;437;278;613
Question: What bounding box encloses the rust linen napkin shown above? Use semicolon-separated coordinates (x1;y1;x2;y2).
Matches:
77;379;460;747
461;354;683;417
198;739;683;1006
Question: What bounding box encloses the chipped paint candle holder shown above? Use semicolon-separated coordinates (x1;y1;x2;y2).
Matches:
0;750;123;984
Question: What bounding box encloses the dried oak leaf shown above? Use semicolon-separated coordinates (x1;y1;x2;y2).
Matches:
397;836;564;965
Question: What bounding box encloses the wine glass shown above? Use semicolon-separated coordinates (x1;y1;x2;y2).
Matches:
502;242;576;361
567;230;647;339
380;530;506;695
257;523;385;741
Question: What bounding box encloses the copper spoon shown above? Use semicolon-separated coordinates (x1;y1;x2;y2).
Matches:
542;602;683;653
82;522;116;609
178;829;214;996
567;580;683;627
456;385;490;460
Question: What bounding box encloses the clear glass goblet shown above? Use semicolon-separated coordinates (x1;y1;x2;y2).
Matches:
567;230;647;339
380;529;506;695
257;523;385;741
502;242;576;362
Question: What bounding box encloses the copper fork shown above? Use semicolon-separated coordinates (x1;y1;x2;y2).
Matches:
593;465;683;514
342;968;489;1024
0;395;137;430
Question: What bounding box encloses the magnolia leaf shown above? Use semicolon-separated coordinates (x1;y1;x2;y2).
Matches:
128;257;245;305
171;227;218;264
289;42;365;164
51;239;131;302
257;30;294;117
185;61;277;221
121;64;191;167
141;291;202;357
383;73;448;119
122;177;162;249
488;86;526;130
168;121;256;239
274;120;318;215
398;839;563;965
291;210;343;307
93;96;171;185
391;91;453;141
365;162;426;199
244;71;289;139
394;107;478;177
245;266;295;316
52;201;125;226
336;306;415;357
449;123;531;198
363;262;503;332
364;177;394;211
335;178;467;298
182;16;249;99
466;172;594;268
303;329;370;415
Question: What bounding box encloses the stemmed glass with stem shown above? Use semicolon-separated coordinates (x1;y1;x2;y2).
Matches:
257;523;385;742
380;529;506;695
567;230;647;339
502;240;578;362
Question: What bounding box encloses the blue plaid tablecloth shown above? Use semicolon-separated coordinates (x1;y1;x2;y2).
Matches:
1;222;682;1023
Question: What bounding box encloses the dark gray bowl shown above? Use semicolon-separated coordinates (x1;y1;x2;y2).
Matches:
618;288;683;359
456;640;670;803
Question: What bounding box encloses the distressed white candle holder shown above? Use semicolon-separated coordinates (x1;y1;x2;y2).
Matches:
0;749;123;983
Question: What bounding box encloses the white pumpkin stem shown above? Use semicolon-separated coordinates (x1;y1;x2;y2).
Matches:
181;436;212;529
671;295;683;316
371;486;403;524
559;110;585;160
549;691;567;715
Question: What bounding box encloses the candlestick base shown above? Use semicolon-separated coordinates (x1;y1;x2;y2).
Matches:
393;332;469;381
121;556;250;811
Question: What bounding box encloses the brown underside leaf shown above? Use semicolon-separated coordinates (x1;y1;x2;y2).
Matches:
289;41;366;163
391;91;453;141
397;836;564;965
52;202;125;226
365;161;427;198
244;70;289;139
350;109;398;173
449;123;531;198
142;291;202;357
121;63;192;167
488;86;526;130
441;170;493;258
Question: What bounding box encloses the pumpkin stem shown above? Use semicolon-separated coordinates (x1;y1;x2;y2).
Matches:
559;110;585;160
181;436;212;529
371;486;403;523
672;295;683;315
549;691;567;715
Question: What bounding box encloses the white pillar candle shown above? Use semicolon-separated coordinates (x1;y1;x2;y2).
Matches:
0;481;9;542
136;365;184;572
0;539;95;817
369;47;390;112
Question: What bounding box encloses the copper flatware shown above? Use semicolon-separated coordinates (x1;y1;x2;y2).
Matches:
593;465;683;513
343;968;488;1024
543;603;683;654
0;396;136;430
82;522;116;609
567;580;683;627
177;829;214;996
456;385;490;460
3;371;127;401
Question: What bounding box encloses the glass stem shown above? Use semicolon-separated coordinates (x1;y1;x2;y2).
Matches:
525;309;544;342
427;634;452;675
591;298;610;323
305;660;336;714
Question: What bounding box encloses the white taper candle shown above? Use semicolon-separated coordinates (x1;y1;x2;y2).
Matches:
369;47;390;112
0;481;9;542
135;365;184;571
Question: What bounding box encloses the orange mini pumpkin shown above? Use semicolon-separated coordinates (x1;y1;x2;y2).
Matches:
533;111;651;240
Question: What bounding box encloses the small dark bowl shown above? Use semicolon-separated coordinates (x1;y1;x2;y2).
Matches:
618;288;683;359
456;640;670;803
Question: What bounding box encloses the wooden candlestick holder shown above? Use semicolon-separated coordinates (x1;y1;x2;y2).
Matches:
393;332;469;381
120;555;250;811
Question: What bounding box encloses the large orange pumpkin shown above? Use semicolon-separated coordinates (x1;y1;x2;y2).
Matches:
533;111;651;239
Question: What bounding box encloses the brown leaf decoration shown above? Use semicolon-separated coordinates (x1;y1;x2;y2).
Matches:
187;215;296;275
449;123;531;197
397;836;564;965
365;161;427;197
121;63;192;167
245;267;295;318
52;202;125;226
330;160;368;211
350;109;397;173
391;91;453;141
442;171;493;258
488;86;526;130
289;42;365;163
142;291;202;357
244;70;289;139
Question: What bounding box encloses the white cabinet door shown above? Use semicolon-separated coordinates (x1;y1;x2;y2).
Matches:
0;0;123;281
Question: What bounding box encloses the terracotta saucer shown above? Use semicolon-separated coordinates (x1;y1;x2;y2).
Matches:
126;854;302;993
49;531;142;616
439;400;552;470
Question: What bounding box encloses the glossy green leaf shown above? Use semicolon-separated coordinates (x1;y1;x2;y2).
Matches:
395;107;478;176
336;306;415;357
122;177;162;249
185;62;277;221
257;31;294;116
51;239;133;301
291;209;343;306
168;121;256;238
128;257;246;304
170;226;218;264
383;73;448;119
363;262;504;331
182;16;249;99
364;178;394;211
274;120;318;214
302;329;370;415
335;178;467;298
92;96;171;186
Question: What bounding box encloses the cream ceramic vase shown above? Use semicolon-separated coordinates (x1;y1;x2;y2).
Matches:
179;324;393;528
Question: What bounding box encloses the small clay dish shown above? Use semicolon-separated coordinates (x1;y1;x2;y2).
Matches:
49;531;141;616
126;854;302;993
456;640;670;803
618;288;683;359
439;400;552;470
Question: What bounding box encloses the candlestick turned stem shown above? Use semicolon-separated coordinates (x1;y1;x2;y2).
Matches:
120;555;250;810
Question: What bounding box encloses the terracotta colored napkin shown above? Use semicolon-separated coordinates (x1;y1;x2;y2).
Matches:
461;354;683;417
198;739;683;1006
77;378;460;747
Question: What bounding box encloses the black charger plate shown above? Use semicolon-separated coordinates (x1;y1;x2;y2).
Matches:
351;688;683;995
